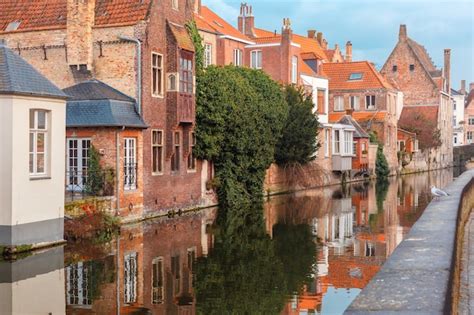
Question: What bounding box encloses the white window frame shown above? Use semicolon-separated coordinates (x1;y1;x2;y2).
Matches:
365;95;376;110
343;131;353;155
350;96;359;110
204;43;212;68
291;55;298;84
187;131;197;172
152;130;164;175
124;252;138;304
251;50;262;69
325;129;330;157
233;49;243;66
124;138;137;190
172;0;178;10
66;138;91;191
29;109;49;178
333;130;341;155
468;132;473;144
152;257;164;304
334;96;344;111
152;52;164;97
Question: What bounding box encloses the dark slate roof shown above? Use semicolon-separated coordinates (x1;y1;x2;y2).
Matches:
338;115;369;138
451;88;462;96
0;40;67;99
64;80;147;129
63;80;134;102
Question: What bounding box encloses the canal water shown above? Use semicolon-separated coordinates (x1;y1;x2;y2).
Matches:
0;169;454;314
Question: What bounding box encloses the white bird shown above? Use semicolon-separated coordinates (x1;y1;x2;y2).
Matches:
431;185;450;199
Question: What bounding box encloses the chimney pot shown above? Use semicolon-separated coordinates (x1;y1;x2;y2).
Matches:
316;32;323;45
399;24;407;41
307;29;316;38
460;80;466;94
444;48;451;92
345;41;352;62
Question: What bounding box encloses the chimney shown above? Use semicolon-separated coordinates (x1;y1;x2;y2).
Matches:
345;41;352;62
281;18;293;84
322;39;328;50
67;0;95;71
316;32;323;45
460;80;466;94
334;44;339;52
470;82;474;92
194;0;201;14
444;48;451;92
307;29;316;39
238;3;256;38
399;24;407;41
346;109;354;116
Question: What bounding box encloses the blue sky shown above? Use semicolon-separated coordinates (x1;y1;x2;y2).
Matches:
203;0;474;90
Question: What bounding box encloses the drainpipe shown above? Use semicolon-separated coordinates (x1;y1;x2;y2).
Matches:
116;130;121;215
118;36;142;115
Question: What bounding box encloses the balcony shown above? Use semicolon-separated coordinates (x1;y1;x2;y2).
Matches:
332;155;353;171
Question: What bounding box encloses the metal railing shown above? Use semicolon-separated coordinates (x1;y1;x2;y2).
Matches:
124;163;138;190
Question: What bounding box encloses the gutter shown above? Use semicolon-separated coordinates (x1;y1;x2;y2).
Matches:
118;36;142;115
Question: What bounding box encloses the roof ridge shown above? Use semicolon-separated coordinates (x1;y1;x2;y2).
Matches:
366;61;393;89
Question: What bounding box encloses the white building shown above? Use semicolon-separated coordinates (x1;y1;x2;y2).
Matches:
0;41;67;247
452;87;466;146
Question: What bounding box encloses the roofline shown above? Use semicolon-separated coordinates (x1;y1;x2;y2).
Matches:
219;35;255;45
0;90;68;100
67;123;148;129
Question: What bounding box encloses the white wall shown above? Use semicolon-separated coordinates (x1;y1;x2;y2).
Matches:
0;96;13;226
9;95;66;225
452;94;465;146
396;91;404;120
301;74;329;124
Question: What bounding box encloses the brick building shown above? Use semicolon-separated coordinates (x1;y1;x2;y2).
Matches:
381;25;453;169
464;83;474;144
323;61;400;174
0;0;208;215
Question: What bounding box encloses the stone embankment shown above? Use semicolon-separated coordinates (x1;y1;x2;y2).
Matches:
344;169;474;314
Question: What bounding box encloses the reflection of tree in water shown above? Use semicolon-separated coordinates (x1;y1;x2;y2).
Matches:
195;202;317;314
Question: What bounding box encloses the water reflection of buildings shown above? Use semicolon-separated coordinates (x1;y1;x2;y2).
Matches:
268;170;453;315
0;247;66;315
64;208;216;314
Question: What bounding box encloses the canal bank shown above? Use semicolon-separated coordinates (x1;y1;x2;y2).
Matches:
344;169;474;314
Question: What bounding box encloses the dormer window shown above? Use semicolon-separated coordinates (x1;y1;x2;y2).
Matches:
348;73;363;80
5;20;21;32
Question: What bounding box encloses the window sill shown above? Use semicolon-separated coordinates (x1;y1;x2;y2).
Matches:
152;94;164;99
152;172;164;176
30;176;51;181
124;188;138;194
187;169;197;174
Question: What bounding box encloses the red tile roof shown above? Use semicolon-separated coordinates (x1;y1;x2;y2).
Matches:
254;27;276;37
253;36;282;44
168;22;195;52
322;61;394;90
467;90;474;107
329;111;387;123
398;106;439;130
0;0;151;33
194;6;252;43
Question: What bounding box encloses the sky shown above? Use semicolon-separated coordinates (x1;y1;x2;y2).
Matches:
203;0;474;91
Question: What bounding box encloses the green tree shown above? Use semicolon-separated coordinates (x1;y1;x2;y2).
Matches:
275;85;320;166
85;145;104;195
375;144;390;179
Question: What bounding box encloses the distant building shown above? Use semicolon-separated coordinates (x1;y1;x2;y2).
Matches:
451;81;467;146
0;41;67;247
381;25;453;169
464;83;474;144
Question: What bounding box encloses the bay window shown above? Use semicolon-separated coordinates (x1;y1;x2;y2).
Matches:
180;55;193;94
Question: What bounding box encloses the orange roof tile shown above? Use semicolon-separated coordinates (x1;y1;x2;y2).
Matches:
300;60;316;76
0;0;151;33
329;111;387;123
253;35;282;44
254;27;276;37
325;49;335;60
399;106;438;130
194;6;252;43
322;61;394;90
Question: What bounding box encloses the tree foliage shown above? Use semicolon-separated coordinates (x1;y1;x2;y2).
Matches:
375;144;390;179
275;85;320;166
185;20;204;75
399;113;441;150
85;146;105;195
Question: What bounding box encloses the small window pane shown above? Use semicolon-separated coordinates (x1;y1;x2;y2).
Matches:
349;73;363;80
29;153;34;173
37;153;45;173
37;111;46;129
37;133;45;152
29;110;35;128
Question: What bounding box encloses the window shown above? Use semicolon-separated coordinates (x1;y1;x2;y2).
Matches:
180;55;193;94
365;242;375;257
454;136;458;144
187;248;196;270
409;64;415;71
392;65;397;72
350;96;359;110
152;257;164;304
171;255;180;295
66;138;90;191
469;117;474;125
334;96;344;111
187;132;196;171
414;139;419;151
172;0;178;10
344;131;353;155
453;116;457;126
29;109;49;177
454;101;457;111
325;129;330;157
124;138;137;190
365;95;376;109
348;73;363;80
233;49;243;66
152;53;163;97
168;73;177;91
152;130;164;174
5;20;21;32
171;131;180;172
124;253;137;304
468;132;473;144
251;50;262;69
361;142;367;154
317;89;325;114
204;43;212;67
291;56;298;84
333;130;340;154
398;140;405;151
